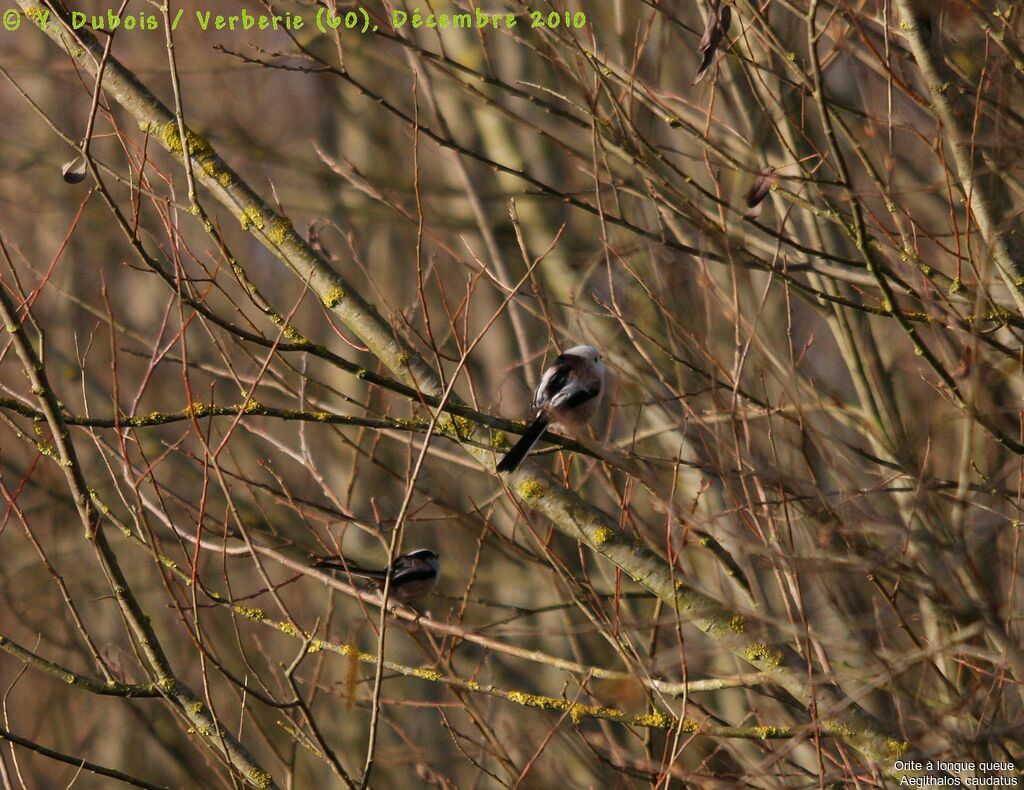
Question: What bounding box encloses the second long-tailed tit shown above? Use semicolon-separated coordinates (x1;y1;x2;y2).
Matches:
496;344;605;473
313;548;440;604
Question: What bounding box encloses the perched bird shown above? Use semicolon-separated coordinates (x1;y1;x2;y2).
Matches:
743;167;774;217
496;344;606;473
313;548;440;604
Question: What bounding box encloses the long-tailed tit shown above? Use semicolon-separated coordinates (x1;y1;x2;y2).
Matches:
497;344;605;473
313;548;439;604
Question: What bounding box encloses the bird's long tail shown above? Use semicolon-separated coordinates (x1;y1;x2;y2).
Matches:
496;415;550;473
312;557;386;580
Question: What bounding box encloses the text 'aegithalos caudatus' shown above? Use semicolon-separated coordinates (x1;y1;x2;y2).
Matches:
496;345;605;473
313;549;439;604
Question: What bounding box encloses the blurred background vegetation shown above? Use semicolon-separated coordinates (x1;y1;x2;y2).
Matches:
1;0;1023;786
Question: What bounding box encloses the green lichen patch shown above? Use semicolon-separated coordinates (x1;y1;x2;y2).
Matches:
887;738;909;757
236;606;266;622
569;703;626;724
266;216;293;245
157;677;177;694
593;526;614;546
440;415;476;442
632;710;672;728
752;725;789;738
743;641;782;669
507;691;571;711
239;205;265;231
517;480;545;500
322;287;345;308
161;122;214;160
248;768;275;789
338;643;375;662
823;719;856;738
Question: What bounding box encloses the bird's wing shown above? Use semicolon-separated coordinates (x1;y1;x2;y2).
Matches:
547;354;602;409
533;359;572;409
549;383;601;410
392;564;438;585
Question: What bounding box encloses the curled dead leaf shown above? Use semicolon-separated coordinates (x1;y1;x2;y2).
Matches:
694;3;732;84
